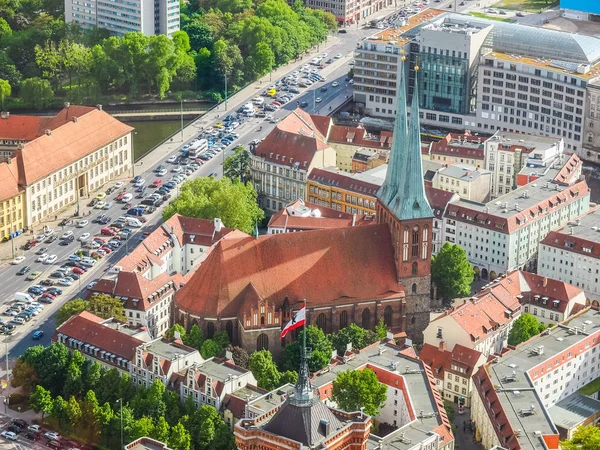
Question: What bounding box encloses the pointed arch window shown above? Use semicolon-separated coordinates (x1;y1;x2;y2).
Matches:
422;226;429;260
403;227;409;262
412;226;420;258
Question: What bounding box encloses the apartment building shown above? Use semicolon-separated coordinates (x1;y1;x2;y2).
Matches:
483;131;564;198
351;147;388;173
65;0;180;36
249;109;336;214
433;164;491;202
582;79;600;162
419;342;486;407
441;153;589;277
302;0;389;24
539;206;600;303
326;125;391;172
0;163;24;241
0;105;133;229
424;132;486;167
471;307;600;450
89;215;240;337
353;11;600;160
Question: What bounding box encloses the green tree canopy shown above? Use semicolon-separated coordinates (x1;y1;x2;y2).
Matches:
20;77;54;110
331;368;387;417
223;146;251;182
30;385;54;421
57;295;126;326
0;79;11;110
508;313;546;346
282;326;332;372
562;425;600;450
431;242;474;301
249;350;283;391
10;358;37;395
56;299;86;326
162;177;264;234
169;422;191;450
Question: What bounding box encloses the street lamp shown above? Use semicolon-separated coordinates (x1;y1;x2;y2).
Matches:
116;398;123;449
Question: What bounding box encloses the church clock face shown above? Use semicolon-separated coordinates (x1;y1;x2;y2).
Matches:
413;226;419;232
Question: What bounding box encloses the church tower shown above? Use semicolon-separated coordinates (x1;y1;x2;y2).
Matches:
377;57;434;343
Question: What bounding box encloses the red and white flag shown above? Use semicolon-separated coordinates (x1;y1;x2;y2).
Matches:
280;305;306;339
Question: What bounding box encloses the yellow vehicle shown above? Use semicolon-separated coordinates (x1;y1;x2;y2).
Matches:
267;89;277;97
95;192;106;201
214;122;224;128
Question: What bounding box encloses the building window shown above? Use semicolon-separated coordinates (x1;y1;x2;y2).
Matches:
412;226;420;257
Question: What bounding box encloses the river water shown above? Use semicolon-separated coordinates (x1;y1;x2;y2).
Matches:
126;119;193;161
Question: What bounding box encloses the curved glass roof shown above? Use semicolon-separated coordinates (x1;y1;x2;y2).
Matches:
447;14;600;64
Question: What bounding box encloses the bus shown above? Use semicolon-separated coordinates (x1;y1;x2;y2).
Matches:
189;139;208;157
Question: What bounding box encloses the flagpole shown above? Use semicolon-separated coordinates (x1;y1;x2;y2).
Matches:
302;299;307;358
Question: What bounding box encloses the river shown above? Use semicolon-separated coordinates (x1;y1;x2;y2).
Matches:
126;119;193;161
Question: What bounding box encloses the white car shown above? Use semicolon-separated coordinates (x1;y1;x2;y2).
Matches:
157;169;167;176
95;201;106;209
79;233;91;241
77;220;89;228
61;231;73;239
28;425;41;433
315;97;322;103
11;256;25;265
36;234;46;241
36;253;49;263
1;431;17;441
332;81;339;87
58;278;73;286
87;281;97;290
167;155;177;163
45;255;58;264
335;53;343;59
321;52;328;58
44;432;60;441
114;182;125;189
68;255;81;262
172;167;182;173
44;228;54;236
134;179;146;187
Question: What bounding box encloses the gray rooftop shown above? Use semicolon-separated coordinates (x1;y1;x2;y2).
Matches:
352;160;443;187
546;206;600;245
141;339;198;361
452;155;587;217
482;308;600;450
437;164;489;181
548;392;600;431
367;424;436;450
247;384;293;415
489;131;562;150
102;320;152;342
190;358;249;382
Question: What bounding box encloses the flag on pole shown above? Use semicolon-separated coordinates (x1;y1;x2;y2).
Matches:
280;305;306;339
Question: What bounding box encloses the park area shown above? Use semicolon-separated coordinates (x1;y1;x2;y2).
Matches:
492;0;558;12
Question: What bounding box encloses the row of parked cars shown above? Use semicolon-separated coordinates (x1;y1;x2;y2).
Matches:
2;419;68;448
2;298;47;329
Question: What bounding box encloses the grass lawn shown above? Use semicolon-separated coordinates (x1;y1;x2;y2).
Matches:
492;0;558;12
470;12;515;22
579;377;600;396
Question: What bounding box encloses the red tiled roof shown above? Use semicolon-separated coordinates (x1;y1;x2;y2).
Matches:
0;160;22;202
0;112;71;142
308;167;380;197
255;109;331;167
425;186;457;218
553;153;581;186
223;394;249;419
15;107;133;185
419;343;451;379
175;224;403;317
267;200;369;231
445;180;589;234
54;311;143;361
327;125;392;149
429;133;485;160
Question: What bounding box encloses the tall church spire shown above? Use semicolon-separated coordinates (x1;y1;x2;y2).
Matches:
378;60;433;221
377;52;408;206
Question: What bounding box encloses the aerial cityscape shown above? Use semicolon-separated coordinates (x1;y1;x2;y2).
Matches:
0;0;599;449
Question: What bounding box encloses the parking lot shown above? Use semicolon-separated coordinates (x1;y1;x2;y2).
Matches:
0;418;84;450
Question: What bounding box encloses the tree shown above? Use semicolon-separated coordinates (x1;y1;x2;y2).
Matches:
63;361;84;398
51;395;68;428
282;326;332;372
226;346;249;368
331;368;387;417
0;18;11;40
166;324;187;340
34;342;71;396
30;385;54;422
169;422;191;450
82;361;102;391
200;339;222;359
183;21;214;51
0;79;10;110
185;324;204;349
66;395;82;428
431;242;474;301
131;416;155;440
34;40;62;88
20;77;54;110
162;177;264;235
87;294;127;321
80;390;101;440
562;425;600;450
56;299;86;326
508;313;546;346
330;324;369;355
96;402;114;447
223;146;251;182
152;416;170;443
247;42;275;79
10;359;37;395
249;350;282;391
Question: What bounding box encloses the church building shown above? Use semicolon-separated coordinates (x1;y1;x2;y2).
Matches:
173;64;436;354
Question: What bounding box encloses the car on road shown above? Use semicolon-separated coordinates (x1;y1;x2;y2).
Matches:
17;266;31;276
44;432;60;441
335;53;343;59
45;234;58;244
157;168;168;176
72;267;86;275
10;317;25;326
77;220;89;228
95;201;107;209
11;256;26;265
36;246;48;255
315;97;322;103
332;81;339;87
32;331;44;340
24;239;38;250
28;286;45;296
58;278;73;286
1;431;17;441
61;231;73;239
45;255;58;264
36;253;49;262
151;179;162;188
79;233;91;241
27;425;41;433
95;192;106;201
26;271;42;281
167;155;177;163
320;87;327;92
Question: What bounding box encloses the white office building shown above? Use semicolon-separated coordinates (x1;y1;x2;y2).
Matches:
65;0;180;36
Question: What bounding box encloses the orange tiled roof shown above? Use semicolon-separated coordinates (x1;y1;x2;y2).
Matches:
175;224;403;317
267;200;369;231
15;106;133;185
54;311;143;361
0;159;22;202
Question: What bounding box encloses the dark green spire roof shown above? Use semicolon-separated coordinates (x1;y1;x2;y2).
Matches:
377;64;433;221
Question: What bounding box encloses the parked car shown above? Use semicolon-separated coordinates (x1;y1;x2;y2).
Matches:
11;256;25;265
2;431;17;440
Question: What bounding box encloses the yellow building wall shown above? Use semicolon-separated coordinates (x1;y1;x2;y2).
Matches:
306;181;377;215
0;192;26;240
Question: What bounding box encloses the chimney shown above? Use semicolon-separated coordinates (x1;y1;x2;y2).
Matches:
174;330;181;340
64;102;70;109
0;111;9;119
44;130;51;136
543;277;548;287
72;116;78;123
96;104;103;111
438;341;446;352
214;217;223;233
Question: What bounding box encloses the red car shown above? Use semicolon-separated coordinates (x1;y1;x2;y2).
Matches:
272;101;282;106
101;228;116;236
101;246;113;254
72;267;86;274
116;192;127;201
41;293;56;301
93;237;106;243
151;179;162;188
